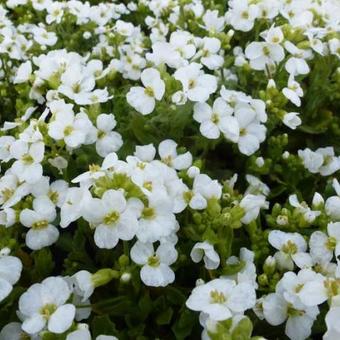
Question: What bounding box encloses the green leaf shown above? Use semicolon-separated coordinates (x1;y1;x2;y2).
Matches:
91;315;117;337
31;248;54;282
172;309;196;340
156;307;173;325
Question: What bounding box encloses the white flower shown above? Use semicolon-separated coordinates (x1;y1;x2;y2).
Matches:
325;179;340;220
289;194;321;223
283;112;302;130
226;0;259;32
10;140;44;184
193;98;239;141
198;37;224;70
282;78;303;107
234;103;266;155
186;278;256;321
71;270;94;301
136;192;177;243
325;307;340;340
19;277;75;334
174;63;217;102
225;248;257;287
315;147;340;176
83;189;142;249
58;64;95;102
95;114;123;157
48;101;95;149
20;196;59;250
240;194;268;224
202;10;225;33
0;322;34;340
268;230;307;271
0;255;22;302
32;26;57;46
60;187;92;228
262;292;319;340
13;60;32;84
309;222;340;264
192;174;222;203
130;241;177;287
245;41;284;71
158;139;192;170
126;68;165;115
277;269;327;308
245;175;270;196
0;173;30;208
190;242;220;270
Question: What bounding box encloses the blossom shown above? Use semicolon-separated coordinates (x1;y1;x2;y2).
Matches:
309;222;340;264
268;230;308;270
174;63;217;102
18;277;75;334
158;139;192;170
10;140;44;184
193;98;238;141
186;278;256;321
83;189;142;249
262;292;319;340
20;196;59;250
190;241;220;270
130;241;177;287
245;41;284;71
126;68;165;115
226;0;259;32
95;113;123;157
0;255;22;302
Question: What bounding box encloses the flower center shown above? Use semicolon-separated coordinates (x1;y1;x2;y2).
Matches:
103;211;120;225
188;79;196;89
142;207;155;219
72;82;81;93
211;113;219;124
240;128;247;136
64;125;74;136
326;236;337;250
210;290;226;304
1;188;14;202
22;153;34;165
241;11;249;19
143;181;153;191
48;190;59;204
89;164;101;172
162;155;172;166
147;255;160;267
32;220;49;230
262;46;271;56
144;86;154;97
282;240;298;255
183;190;194;203
287;304;304;317
40;303;57;319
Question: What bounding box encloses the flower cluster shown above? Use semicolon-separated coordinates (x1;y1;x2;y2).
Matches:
0;0;340;339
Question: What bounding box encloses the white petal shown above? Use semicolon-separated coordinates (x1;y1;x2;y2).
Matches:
263;293;287;325
25;225;59;250
130;241;154;265
140;264;174;287
22;314;46;335
285;314;314;340
0;256;22;285
0;278;12;302
48;304;76;334
200;121;220;139
94;225;119;249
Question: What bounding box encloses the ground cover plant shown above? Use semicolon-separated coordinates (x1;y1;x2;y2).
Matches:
0;0;340;339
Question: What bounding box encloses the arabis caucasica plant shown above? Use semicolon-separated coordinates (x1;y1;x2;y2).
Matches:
0;0;340;339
